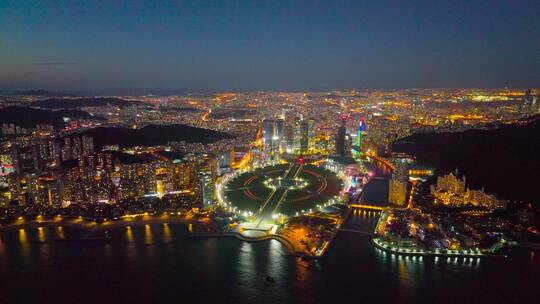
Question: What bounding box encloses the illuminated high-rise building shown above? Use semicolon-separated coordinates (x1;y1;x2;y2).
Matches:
262;119;274;146
388;179;407;206
275;119;284;142
284;124;294;152
262;119;281;160
62;137;72;161
82;136;94;157
198;169;214;208
31;143;43;173
72;137;82;159
388;161;409;206
10;145;21;176
356;119;366;158
156;172;167;198
37;176;61;206
335;114;348;157
300;120;309;153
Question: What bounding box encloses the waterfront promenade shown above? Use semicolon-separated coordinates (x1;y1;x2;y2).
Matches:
0;214;309;256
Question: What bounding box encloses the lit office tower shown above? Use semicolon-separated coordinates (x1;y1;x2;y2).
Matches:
262;119;274;146
217;148;234;175
275;119;285;153
37;176;61;206
50;140;62;165
307;118;315;150
72;137;82;159
156;171;167;198
32;143;43;173
39;140;48;160
284;124;294;152
335;114;348;157
523;89;538;114
344;134;353;157
292;118;301;151
10;145;21;176
519;89;532;114
275;119;284;142
62;137;72;161
388;162;409;206
82;136;94;156
300;120;309;153
356;119;366;158
262;119;280;160
198;171;213;208
388;178;407;206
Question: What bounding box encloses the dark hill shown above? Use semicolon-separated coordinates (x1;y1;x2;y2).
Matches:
11;89;77;97
31;97;138;109
76;124;234;149
209;108;257;119
0;106;101;128
392;115;540;205
107;151;156;164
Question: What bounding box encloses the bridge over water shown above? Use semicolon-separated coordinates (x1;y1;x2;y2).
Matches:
339;173;391;235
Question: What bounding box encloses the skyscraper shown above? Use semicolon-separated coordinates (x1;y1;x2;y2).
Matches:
262;119;281;160
335;114;348;157
10;145;21;176
82;136;94;157
62;137;72;161
300;120;309;153
284;124;294;152
388;161;409;206
31;142;43;173
73;137;82;159
520;89;537;114
356;119;366;158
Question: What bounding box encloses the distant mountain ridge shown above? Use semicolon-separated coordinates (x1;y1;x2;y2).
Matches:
0;106;101;128
31;97;140;109
75;124;234;149
10;89;78;97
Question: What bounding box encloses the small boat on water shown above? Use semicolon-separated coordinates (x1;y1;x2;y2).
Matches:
265;276;275;283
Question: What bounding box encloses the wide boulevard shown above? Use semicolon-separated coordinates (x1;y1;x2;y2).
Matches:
256;163;304;226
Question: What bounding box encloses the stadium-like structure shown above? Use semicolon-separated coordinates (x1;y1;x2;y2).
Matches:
221;162;343;218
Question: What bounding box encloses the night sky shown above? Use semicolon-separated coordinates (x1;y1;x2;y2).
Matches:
1;0;539;93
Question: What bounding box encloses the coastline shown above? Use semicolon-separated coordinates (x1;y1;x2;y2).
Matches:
371;237;508;259
0;215;310;257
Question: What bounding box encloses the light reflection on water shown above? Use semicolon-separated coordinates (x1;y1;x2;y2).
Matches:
125;226;134;242
18;228;28;244
0;224;538;304
163;223;172;243
374;245;482;285
37;227;46;242
237;241;259;301
56;226;65;239
144;224;153;244
266;239;286;280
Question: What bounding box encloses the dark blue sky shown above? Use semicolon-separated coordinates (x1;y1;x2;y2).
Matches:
1;0;539;93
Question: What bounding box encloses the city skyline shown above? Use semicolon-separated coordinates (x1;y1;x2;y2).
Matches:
1;2;539;303
1;0;540;93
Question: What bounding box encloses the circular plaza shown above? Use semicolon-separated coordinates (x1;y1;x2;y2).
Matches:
221;163;343;218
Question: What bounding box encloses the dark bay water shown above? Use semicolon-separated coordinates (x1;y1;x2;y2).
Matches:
1;166;538;304
0;221;538;304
